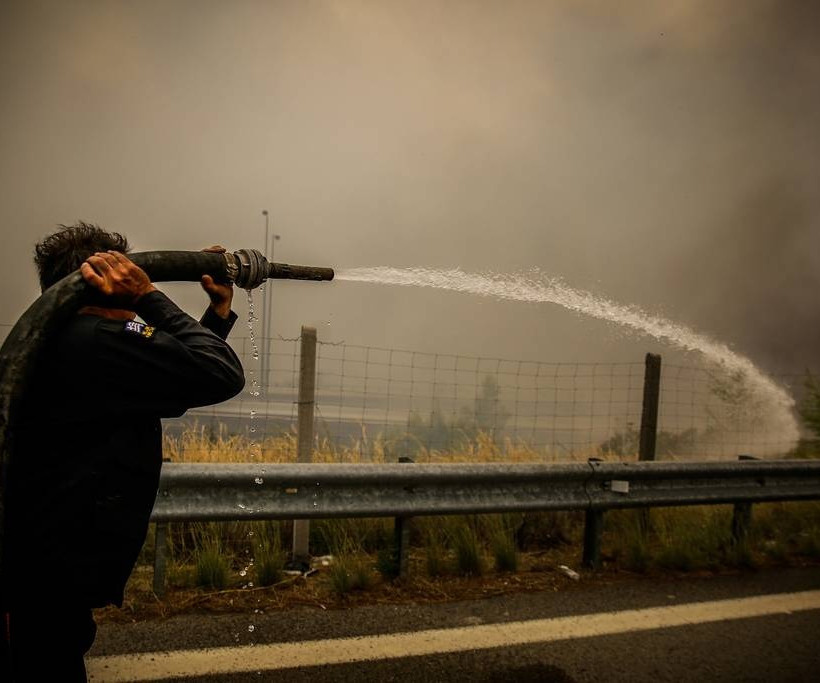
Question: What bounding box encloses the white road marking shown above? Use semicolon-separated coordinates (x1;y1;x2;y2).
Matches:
86;589;820;681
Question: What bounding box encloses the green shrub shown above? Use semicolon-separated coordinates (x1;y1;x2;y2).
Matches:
796;527;820;558
485;515;519;572
516;511;580;550
329;554;374;595
607;510;651;573
492;534;518;572
318;519;376;595
196;545;229;589
192;523;231;590
376;546;400;580
452;518;484;576
654;508;728;572
313;518;392;556
415;517;447;577
254;522;285;587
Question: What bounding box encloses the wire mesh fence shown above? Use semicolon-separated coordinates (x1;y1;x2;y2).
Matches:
173;334;813;462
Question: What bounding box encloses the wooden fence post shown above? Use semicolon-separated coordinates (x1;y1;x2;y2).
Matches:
638;353;662;536
638;353;662;463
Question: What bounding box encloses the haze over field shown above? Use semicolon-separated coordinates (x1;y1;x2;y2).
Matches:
1;0;818;377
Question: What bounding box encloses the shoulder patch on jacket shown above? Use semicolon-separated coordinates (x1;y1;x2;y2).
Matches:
123;320;156;339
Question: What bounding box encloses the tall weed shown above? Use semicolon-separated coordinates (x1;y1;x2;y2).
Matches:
450;517;485;576
253;521;285;587
192;523;230;589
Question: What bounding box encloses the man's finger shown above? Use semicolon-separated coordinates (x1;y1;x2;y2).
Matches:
86;254;113;272
106;250;129;264
98;251;120;266
93;252;120;268
80;262;104;288
202;245;226;254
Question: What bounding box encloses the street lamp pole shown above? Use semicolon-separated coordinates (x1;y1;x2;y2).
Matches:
266;230;281;387
260;209;280;392
261;210;269;390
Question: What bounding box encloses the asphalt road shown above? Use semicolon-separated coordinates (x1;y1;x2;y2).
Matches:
88;567;820;682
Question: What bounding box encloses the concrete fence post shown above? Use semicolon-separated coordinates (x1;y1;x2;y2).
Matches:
292;326;317;566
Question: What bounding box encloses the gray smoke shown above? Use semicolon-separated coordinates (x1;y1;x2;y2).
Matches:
0;0;818;376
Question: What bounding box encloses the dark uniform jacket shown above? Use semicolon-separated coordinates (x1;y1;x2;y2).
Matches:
5;290;244;608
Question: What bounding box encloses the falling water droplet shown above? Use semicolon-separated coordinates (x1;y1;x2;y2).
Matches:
255;477;264;485
246;291;262;394
248;624;255;633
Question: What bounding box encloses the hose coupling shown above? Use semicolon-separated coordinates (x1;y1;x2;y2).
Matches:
228;249;269;290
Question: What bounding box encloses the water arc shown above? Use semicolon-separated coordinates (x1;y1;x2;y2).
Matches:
337;266;799;444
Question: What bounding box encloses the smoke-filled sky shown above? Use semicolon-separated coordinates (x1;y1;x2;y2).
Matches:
1;0;818;375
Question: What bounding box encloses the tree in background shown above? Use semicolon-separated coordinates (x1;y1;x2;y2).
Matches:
599;422;699;459
463;375;511;442
399;375;511;456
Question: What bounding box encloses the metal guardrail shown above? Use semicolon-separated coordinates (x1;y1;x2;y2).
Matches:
148;459;820;594
150;460;820;522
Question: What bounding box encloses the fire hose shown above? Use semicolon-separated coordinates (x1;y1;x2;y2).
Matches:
0;248;333;582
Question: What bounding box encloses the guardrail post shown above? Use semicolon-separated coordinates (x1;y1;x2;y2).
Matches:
152;522;168;597
152;457;172;597
393;456;414;578
582;509;604;569
292;326;317;565
732;455;757;546
638;353;662;536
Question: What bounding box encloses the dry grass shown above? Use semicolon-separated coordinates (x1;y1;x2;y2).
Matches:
163;422;619;465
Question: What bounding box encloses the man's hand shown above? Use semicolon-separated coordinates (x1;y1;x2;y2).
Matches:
81;251;156;307
201;245;234;320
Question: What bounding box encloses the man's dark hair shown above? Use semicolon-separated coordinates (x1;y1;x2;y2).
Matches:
34;221;130;291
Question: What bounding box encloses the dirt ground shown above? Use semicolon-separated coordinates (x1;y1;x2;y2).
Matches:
93;547;820;625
